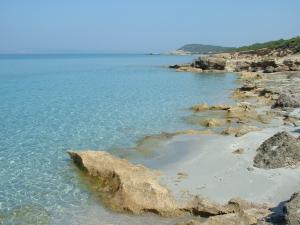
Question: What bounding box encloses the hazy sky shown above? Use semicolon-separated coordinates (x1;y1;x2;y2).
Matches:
1;0;300;53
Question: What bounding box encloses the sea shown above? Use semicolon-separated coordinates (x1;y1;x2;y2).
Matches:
0;54;237;224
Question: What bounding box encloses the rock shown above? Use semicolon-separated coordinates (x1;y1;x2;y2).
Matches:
169;64;181;69
184;196;268;218
191;104;231;112
200;118;227;127
264;66;275;73
253;132;300;169
199;208;270;225
239;82;257;91
176;208;270;225
239;72;262;80
209;104;231;110
226;104;258;122
250;59;277;72
184;196;230;217
283;59;300;71
175;220;202;225
232;148;245;154
222;125;260;137
194;56;226;70
191;103;210;112
283;192;300;225
235;61;251;72
68;151;179;216
272;92;300;108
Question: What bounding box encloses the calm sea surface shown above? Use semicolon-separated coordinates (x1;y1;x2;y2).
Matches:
0;54;237;224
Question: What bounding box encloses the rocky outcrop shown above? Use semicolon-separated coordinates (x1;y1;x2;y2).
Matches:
68;150;179;216
68;151;271;218
283;192;300;225
272;92;300;108
253;132;300;169
170;50;300;74
192;56;226;70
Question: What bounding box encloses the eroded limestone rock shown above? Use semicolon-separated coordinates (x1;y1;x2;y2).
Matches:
253;132;300;169
68;150;179;216
272;92;300;108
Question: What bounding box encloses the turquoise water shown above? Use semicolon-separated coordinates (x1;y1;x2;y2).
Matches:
0;54;236;224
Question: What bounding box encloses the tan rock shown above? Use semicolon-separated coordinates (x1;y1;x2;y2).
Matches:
68;151;271;219
199;208;270;225
226;104;258;122
175;220;202;225
221;125;260;137
68;150;179;216
200;118;227;127
176;66;203;73
239;72;262;80
182;197;269;220
191;103;230;112
191;103;210;112
232;148;245;154
183;196;230;217
209;104;231;110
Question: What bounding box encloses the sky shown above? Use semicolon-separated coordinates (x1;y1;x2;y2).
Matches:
0;0;300;53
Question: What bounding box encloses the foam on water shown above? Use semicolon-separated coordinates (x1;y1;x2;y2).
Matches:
0;54;237;224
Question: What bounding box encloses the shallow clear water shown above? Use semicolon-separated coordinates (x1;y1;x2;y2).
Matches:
0;54;237;224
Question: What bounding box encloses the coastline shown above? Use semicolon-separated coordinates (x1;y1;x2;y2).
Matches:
68;50;300;224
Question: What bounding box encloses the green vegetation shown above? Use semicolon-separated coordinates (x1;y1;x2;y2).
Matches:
179;36;300;54
178;44;234;54
234;36;300;53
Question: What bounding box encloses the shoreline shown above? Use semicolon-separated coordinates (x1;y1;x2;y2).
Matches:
68;51;300;224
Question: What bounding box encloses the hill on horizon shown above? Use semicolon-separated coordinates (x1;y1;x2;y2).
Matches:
177;44;234;54
178;36;300;54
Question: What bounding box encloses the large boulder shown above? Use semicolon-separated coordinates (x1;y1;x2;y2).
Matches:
272;92;300;108
68;150;179;216
284;192;300;225
253;132;300;169
194;56;226;70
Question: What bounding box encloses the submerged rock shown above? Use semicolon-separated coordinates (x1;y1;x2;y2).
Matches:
191;104;230;112
226;103;258;122
191;103;210;112
68;150;179;216
283;192;300;225
200;118;227;127
253;132;300;169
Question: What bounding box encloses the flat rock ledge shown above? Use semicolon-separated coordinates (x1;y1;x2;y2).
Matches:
68;150;270;219
253;131;300;169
